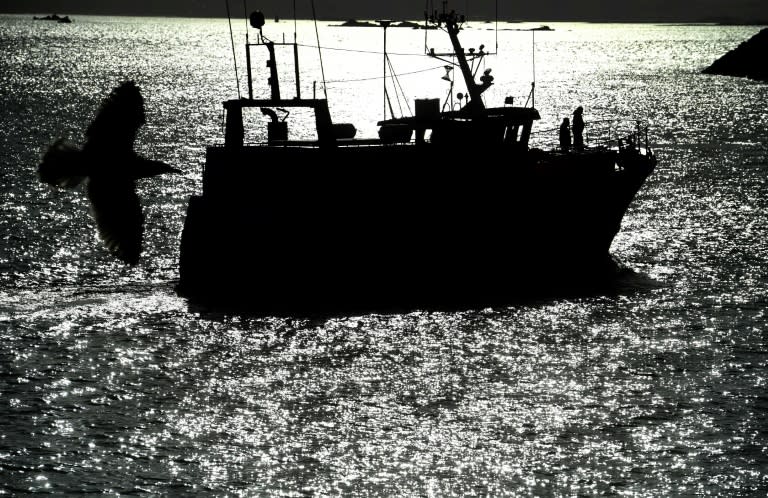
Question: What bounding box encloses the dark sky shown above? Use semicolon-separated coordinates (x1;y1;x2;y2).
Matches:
2;0;766;23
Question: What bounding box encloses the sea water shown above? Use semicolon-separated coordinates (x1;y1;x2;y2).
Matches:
1;15;767;495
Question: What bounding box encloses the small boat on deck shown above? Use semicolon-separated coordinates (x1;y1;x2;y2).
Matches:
177;6;656;313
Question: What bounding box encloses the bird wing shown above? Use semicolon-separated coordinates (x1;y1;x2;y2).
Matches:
86;174;144;265
37;139;87;188
85;81;146;155
133;158;181;179
41;81;178;265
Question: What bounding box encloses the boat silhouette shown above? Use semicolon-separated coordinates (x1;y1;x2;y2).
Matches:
177;6;656;313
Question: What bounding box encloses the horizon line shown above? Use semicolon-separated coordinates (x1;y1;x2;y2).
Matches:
3;12;768;25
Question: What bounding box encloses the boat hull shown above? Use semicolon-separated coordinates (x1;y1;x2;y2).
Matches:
178;144;654;313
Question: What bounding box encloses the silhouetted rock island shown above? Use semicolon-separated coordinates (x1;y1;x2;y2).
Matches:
336;19;377;27
333;19;430;29
33;14;73;23
703;28;768;82
501;25;554;32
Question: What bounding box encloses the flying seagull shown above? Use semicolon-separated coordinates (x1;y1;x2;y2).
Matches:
38;81;180;265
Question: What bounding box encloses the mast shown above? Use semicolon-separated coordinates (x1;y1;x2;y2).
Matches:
247;10;305;101
444;15;483;111
382;20;390;120
430;3;493;114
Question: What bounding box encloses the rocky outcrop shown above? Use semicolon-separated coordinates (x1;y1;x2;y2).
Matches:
703;28;768;82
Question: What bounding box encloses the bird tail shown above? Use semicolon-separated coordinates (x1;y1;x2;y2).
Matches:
38;139;87;188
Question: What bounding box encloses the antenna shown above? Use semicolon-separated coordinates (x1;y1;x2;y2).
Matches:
293;0;301;98
495;0;499;53
225;0;241;99
243;0;253;99
379;20;392;120
424;0;429;53
310;0;328;100
242;0;248;42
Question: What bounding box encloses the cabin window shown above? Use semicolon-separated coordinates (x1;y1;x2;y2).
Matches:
504;125;520;144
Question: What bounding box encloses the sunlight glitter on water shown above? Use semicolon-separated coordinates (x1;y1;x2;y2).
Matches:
1;14;767;495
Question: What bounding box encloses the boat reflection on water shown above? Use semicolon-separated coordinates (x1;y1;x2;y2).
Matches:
177;6;657;314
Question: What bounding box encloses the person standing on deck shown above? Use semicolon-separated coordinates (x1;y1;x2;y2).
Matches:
559;118;571;152
572;106;585;150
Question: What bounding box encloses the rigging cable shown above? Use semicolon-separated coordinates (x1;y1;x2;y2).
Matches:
310;0;328;100
388;57;414;116
383;24;387;120
532;29;536;108
225;0;241;99
242;0;248;40
323;64;445;84
386;56;404;117
296;43;425;57
424;0;429;54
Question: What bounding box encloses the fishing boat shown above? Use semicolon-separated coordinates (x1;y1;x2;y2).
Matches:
177;5;656;313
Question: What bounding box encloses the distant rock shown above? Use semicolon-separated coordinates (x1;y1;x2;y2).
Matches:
392;21;421;29
703;28;768;82
335;19;377;27
33;14;73;23
332;19;430;29
500;25;554;32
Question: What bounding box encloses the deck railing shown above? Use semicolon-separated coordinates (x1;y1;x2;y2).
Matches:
529;119;653;153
